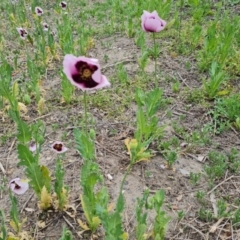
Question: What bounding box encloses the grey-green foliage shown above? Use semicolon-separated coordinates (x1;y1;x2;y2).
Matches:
0;210;7;240
214;94;240;122
203;61;227;99
59;227;73;240
135;88;165;144
17;144;51;197
149;190;171;240
135;190;149;240
204;151;227;180
74;129;95;161
96;193;125;240
9;192;20;233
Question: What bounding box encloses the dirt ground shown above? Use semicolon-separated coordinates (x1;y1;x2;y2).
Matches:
1;1;240;239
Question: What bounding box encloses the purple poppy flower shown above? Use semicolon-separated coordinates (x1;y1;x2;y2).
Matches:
51;141;68;154
43;23;49;31
63;54;110;91
35;6;43;16
16;27;28;40
141;10;166;33
59;1;67;10
9;178;29;195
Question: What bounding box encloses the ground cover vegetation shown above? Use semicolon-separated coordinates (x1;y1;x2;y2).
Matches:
0;0;240;239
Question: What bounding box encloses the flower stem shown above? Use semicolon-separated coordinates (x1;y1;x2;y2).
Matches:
120;164;133;195
153;32;157;88
83;91;88;133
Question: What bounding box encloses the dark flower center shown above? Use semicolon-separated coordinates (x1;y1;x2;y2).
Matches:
72;61;99;88
53;143;63;151
20;29;27;37
61;2;67;8
13;181;21;189
37;8;42;14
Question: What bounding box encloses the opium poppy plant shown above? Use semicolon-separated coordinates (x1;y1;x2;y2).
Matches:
141;10;166;33
51;141;68;153
9;178;29;195
63;54;110;91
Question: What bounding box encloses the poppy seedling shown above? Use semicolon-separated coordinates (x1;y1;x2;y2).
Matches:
51;141;68;153
9;178;29;195
16;27;28;40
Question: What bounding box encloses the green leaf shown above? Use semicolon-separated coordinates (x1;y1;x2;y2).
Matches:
16;120;31;144
41;166;51;193
74;129;95;161
54;159;64;197
136;223;147;240
135;88;146;106
26;163;45;196
0;210;7;240
146;88;163;117
9;192;20;233
59;227;73;240
17;144;36;167
80;194;100;231
116;193;124;214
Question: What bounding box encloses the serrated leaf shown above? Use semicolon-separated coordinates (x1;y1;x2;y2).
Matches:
9;220;18;233
37;98;46;115
124;138;152;163
16;121;31;144
80;195;100;231
17;144;35;167
116;193;124;213
80;194;92;225
12;81;19;98
38;186;52;210
74;129;95;161
17;102;28;114
41;166;51;192
92;216;101;230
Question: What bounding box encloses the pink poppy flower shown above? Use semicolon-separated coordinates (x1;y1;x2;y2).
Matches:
141;10;166;33
16;27;28;40
9;178;29;195
51;141;68;153
35;6;43;16
43;23;49;31
59;1;67;10
63;54;110;91
29;142;37;152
